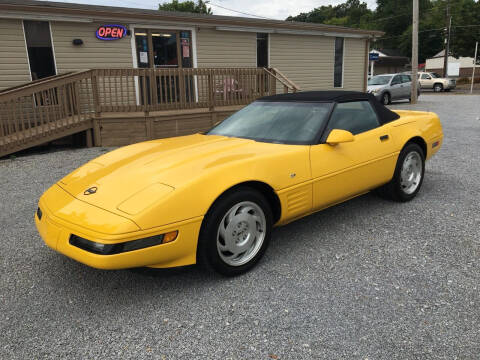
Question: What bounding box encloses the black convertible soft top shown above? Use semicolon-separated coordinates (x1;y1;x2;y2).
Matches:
258;91;400;125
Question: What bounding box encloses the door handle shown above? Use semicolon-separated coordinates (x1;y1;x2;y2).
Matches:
380;135;389;141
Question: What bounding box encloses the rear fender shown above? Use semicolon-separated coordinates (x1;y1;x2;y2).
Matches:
392;111;443;160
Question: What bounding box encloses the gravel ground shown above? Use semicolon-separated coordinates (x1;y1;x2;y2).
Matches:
0;94;479;359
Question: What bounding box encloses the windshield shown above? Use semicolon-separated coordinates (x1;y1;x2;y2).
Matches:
207;101;332;144
431;73;442;78
368;75;392;85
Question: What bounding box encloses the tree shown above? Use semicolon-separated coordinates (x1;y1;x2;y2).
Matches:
286;0;480;62
158;0;212;14
286;0;373;29
446;0;480;58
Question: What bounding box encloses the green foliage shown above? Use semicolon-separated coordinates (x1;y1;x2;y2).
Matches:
286;0;373;29
158;0;212;14
287;0;480;62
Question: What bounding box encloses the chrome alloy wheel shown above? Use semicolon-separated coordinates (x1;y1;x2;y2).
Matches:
216;201;266;267
400;151;422;195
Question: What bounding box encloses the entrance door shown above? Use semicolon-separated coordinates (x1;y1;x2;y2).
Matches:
134;29;192;69
134;29;193;105
23;21;56;80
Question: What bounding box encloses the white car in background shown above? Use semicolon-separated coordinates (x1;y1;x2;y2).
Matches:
367;73;419;105
418;72;456;92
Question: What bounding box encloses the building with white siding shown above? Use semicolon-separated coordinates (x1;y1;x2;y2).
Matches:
426;50;478;78
0;0;382;92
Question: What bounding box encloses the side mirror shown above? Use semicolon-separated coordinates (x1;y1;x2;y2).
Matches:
326;129;355;145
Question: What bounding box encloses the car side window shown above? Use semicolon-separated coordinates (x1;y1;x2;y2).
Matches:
327;101;380;136
401;75;411;83
421;74;431;80
391;75;401;85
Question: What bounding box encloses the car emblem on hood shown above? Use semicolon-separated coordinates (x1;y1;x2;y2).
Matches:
84;186;98;195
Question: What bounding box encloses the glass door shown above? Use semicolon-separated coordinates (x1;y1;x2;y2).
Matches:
134;29;193;106
152;32;178;68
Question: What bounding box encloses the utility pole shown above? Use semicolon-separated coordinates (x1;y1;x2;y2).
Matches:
471;41;478;94
443;0;451;77
411;0;419;104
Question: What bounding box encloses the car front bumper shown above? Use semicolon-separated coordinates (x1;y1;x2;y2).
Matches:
444;82;456;90
366;91;383;100
35;185;202;270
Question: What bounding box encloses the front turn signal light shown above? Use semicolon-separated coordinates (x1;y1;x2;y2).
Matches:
163;231;178;244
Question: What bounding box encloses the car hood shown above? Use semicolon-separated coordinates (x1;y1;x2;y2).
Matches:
367;84;387;91
57;134;304;215
431;77;452;82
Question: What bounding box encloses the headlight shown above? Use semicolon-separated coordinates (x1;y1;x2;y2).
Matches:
69;231;178;255
370;89;380;94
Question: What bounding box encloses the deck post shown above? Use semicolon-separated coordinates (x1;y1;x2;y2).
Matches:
91;70;101;117
208;72;215;111
270;69;276;95
146;117;154;140
85;128;93;147
92;118;101;146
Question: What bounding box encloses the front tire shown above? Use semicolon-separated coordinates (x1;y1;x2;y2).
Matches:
197;187;273;276
377;143;425;202
434;83;443;92
382;92;391;105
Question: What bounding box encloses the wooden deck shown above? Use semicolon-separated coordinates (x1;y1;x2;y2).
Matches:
0;105;244;157
0;119;93;157
0;68;299;158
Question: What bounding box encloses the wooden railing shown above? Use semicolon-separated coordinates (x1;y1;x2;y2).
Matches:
0;67;300;156
0;70;94;154
92;67;299;115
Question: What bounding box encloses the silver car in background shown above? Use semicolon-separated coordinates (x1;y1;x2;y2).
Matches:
418;72;456;92
367;73;420;105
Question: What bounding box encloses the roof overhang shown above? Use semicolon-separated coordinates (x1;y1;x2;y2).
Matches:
216;26;373;39
0;0;384;38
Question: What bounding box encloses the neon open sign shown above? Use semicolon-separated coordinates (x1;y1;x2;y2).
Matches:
96;25;127;41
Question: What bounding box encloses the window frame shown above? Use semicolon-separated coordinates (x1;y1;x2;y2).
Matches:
207;100;336;146
256;33;269;68
23;20;57;80
391;75;402;85
318;99;382;143
333;37;345;88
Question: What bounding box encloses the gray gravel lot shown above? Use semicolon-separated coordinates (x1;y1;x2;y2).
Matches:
0;94;479;359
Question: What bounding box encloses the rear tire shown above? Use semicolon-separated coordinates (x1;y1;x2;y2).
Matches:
197;187;273;276
433;83;443;92
376;143;425;202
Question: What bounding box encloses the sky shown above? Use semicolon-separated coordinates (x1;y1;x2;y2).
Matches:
42;0;378;20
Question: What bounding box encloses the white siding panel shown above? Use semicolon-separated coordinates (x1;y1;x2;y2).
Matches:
196;28;256;67
344;38;367;91
270;33;334;91
50;21;133;73
0;19;31;90
270;34;367;92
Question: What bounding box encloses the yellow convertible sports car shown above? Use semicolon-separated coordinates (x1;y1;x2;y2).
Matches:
35;91;443;275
